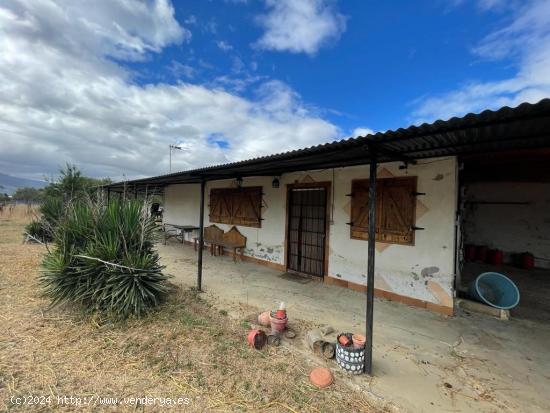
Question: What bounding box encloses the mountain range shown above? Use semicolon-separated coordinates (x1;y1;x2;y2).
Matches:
0;172;47;195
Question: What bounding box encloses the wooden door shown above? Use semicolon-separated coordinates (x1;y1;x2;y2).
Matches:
286;186;328;277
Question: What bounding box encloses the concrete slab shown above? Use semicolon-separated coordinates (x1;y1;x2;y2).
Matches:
160;241;550;413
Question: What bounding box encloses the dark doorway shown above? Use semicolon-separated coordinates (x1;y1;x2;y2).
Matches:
286;185;328;278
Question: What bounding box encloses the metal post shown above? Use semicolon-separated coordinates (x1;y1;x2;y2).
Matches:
107;187;110;203
197;179;206;291
365;144;377;374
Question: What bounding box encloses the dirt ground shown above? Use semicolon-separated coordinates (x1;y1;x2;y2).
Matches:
0;206;380;412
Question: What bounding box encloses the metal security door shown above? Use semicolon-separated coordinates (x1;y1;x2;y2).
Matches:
287;186;327;277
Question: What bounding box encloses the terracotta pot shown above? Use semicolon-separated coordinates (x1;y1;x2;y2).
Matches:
270;315;288;333
275;309;287;319
352;333;366;349
258;311;271;327
309;367;333;388
247;329;267;350
322;342;336;359
338;335;351;347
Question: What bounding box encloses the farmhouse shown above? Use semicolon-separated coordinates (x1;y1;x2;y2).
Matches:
107;99;550;373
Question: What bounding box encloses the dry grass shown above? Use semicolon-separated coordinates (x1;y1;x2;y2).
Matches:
0;205;378;412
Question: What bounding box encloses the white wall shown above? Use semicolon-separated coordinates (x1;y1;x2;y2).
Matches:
163;157;458;308
463;182;550;268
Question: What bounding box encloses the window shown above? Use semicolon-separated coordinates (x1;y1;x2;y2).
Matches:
209;186;262;228
350;177;417;245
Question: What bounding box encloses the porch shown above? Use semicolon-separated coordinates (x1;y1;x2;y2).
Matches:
160;240;550;413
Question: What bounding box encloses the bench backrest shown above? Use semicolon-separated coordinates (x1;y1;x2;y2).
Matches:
222;226;246;247
204;224;223;243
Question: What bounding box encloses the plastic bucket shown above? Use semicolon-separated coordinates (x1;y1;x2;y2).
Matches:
469;272;520;310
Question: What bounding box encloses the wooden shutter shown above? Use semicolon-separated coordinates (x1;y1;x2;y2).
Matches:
377;177;416;245
209;187;262;228
232;187;262;227
350;177;417;245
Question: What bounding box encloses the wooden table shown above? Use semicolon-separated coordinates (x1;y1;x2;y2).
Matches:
163;224;200;245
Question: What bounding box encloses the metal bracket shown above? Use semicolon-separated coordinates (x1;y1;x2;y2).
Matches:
412;192;426;196
411;226;425;231
346;222;353;226
345;192;354;197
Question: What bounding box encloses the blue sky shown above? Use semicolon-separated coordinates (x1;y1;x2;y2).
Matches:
0;0;549;179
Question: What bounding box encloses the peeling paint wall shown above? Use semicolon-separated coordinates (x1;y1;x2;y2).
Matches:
163;157;458;309
463;182;550;268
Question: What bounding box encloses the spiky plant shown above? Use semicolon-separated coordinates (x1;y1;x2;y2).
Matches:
40;198;171;319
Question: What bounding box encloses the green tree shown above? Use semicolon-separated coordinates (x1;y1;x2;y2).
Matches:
44;164;111;202
13;187;44;203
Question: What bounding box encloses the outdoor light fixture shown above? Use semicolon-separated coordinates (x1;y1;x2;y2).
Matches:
236;177;243;187
272;177;280;188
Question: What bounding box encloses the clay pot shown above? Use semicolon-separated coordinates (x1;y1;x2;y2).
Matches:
352;333;366;349
309;368;334;388
338;334;351;347
258;311;271;327
275;309;286;319
247;329;267;350
270;316;288;334
322;342;336;359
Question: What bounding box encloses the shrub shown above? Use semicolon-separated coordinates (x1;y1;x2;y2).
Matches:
40;199;171;319
25;220;51;242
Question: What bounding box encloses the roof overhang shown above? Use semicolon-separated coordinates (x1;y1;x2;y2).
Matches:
106;99;550;192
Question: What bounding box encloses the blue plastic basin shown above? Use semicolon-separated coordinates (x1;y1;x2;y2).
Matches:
469;272;520;310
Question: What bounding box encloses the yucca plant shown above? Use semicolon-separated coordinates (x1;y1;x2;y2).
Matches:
40;198;171;319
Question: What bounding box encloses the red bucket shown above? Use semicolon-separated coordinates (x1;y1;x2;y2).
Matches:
475;245;488;262
520;253;534;270
488;249;503;266
465;245;476;261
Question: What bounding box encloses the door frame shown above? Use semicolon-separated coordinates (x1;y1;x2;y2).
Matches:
284;181;332;280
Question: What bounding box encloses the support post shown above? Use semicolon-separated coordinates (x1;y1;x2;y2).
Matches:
365;144;377;374
107;187;110;203
197;179;206;291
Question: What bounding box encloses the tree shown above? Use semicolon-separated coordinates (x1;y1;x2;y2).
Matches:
43;164;111;202
12;187;44;203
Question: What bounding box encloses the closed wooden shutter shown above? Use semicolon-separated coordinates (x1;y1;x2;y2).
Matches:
350;177;417;245
209;187;262;228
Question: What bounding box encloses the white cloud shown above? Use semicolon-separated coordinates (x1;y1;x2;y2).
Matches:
0;0;339;180
216;40;233;51
169;61;195;79
351;127;374;137
254;0;346;55
412;0;550;123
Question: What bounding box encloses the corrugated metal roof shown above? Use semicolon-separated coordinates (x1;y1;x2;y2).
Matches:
107;98;550;191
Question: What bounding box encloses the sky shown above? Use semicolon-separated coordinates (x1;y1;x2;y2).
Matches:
0;0;549;181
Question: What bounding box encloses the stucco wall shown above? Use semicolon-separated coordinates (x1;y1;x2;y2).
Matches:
163;157;458;308
463;181;550;268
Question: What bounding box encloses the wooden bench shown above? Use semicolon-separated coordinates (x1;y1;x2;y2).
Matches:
193;224;223;255
215;226;247;263
194;225;247;262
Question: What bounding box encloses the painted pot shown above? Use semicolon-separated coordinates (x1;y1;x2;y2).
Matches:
247;329;267;350
336;333;364;374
